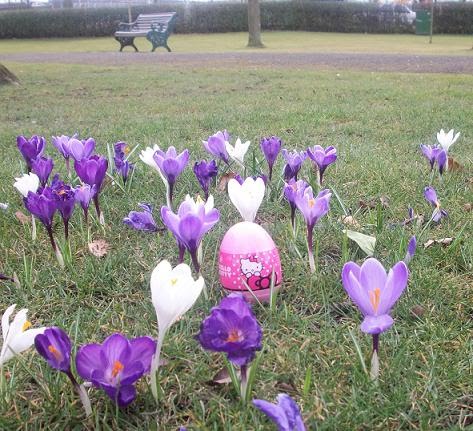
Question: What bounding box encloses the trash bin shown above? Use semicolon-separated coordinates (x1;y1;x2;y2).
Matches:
416;10;431;35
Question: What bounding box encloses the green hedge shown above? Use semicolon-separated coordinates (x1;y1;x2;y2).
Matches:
0;2;472;39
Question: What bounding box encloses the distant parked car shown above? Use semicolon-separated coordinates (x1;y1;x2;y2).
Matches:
378;4;416;25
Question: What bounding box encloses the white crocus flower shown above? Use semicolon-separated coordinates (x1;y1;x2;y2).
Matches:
149;260;204;400
184;193;214;213
437;129;460;153
0;304;46;367
228;177;265;223
225;138;251;167
139;144;171;207
13;173;40;198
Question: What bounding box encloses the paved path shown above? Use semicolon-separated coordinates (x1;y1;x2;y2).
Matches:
2;51;473;73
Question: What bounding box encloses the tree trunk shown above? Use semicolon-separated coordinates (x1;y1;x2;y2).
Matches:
247;0;264;48
0;64;20;85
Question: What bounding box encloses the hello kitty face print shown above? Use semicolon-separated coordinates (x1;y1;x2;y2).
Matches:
240;258;262;278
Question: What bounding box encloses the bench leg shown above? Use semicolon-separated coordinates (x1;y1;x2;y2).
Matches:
165;44;171;52
115;37;139;52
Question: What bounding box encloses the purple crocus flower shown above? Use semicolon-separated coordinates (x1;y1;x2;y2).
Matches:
31;157;54;187
153;146;189;205
68;138;95;162
123;203;158;232
202;130;230;164
24;187;61;259
113;142;134;184
282;149;306;181
24;187;57;231
35;327;91;415
17;135;46;171
437;150;447;176
306;145;337;185
420;144;442;171
283;179;309;234
260;136;282;181
35;327;72;374
51;175;76;240
193;160;218;200
74;155;108;222
424;186;447;222
75;333;156;408
52;135;73;159
161;197;219;272
294;187;331;272
197;293;262;367
342;258;408;342
75;184;95;224
404;236;416;265
253;394;306;431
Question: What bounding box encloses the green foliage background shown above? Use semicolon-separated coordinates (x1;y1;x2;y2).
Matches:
1;1;472;39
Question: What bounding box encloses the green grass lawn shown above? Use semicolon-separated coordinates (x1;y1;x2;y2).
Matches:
0;48;472;430
1;32;473;56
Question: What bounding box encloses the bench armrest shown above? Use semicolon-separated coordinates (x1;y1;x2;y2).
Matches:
117;20;136;31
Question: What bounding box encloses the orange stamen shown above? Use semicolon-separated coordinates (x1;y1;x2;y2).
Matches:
48;345;63;362
111;360;124;378
22;321;32;332
124;146;130;155
226;329;243;343
308;198;315;208
369;288;381;313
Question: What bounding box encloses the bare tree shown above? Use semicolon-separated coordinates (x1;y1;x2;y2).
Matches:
247;0;264;48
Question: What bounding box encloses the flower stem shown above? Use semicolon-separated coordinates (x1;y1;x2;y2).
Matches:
370;334;380;381
290;205;296;237
240;364;248;404
47;227;64;268
167;181;173;210
31;215;36;241
307;225;315;273
83;208;88;227
150;330;166;402
372;333;379;354
64;220;69;241
93;195;104;225
67;372;92;417
316;169;322;189
190;250;201;274
178;243;185;264
65;158;71;178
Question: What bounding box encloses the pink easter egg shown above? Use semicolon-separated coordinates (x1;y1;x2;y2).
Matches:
219;221;282;302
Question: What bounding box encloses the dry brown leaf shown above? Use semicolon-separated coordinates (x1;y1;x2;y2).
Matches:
359;199;377;210
380;195;390;208
210;368;232;385
423;238;454;249
15;211;30;225
218;172;237;192
410;305;425;318
447;157;463;172
88;239;110;257
463;203;472;212
340;215;360;228
209;367;240;385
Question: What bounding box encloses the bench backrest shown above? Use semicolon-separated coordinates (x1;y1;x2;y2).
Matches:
134;13;176;32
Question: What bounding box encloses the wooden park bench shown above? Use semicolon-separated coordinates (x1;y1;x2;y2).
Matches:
114;12;177;52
